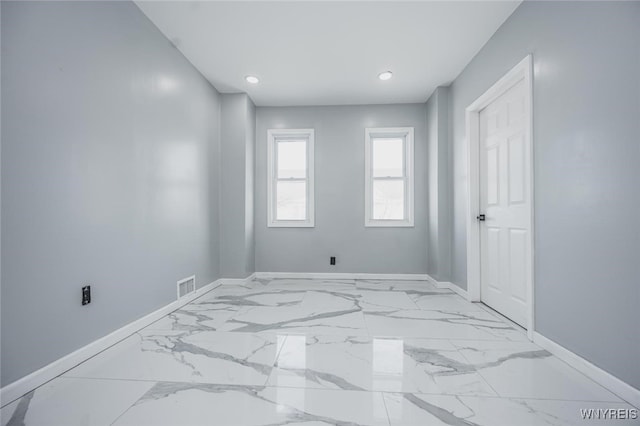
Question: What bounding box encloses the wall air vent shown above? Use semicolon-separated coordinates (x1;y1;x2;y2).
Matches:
177;275;196;299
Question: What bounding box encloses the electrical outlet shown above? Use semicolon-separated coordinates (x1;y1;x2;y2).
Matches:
330;256;336;265
82;285;91;305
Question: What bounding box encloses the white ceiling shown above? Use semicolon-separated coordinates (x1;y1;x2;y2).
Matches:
135;1;521;106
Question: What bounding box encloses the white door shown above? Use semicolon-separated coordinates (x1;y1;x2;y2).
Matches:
479;78;530;327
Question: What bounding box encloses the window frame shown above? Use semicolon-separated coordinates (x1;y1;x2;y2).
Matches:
364;127;415;227
267;128;315;228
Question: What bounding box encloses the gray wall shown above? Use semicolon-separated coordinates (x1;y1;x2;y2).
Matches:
219;93;255;278
255;104;428;274
425;87;451;282
447;1;640;388
1;1;222;386
246;98;256;274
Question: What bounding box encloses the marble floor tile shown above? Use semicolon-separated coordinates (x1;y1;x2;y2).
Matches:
268;335;496;396
383;392;636;426
114;383;390;426
301;288;362;309
8;278;633;426
263;278;357;292
146;303;241;332
147;287;309;332
365;309;529;341
223;308;369;336
231;278;273;290
357;290;419;313
64;330;282;386
0;378;152;426
411;293;485;312
196;286;308;310
198;283;308;303
219;290;369;335
356;279;452;294
451;340;621;402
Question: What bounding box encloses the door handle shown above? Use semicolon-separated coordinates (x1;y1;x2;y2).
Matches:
476;214;486;221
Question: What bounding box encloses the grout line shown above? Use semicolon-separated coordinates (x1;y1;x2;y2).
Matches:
446;304;538;400
265;334;289;386
108;381;156;426
405;291;423;310
452;343;503;399
361;312;373;337
380;391;393;426
62;376;160;384
475;302;527;335
55;376;636;405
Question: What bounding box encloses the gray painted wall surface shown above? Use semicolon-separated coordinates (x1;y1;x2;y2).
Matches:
0;4;3;367
255;104;428;274
246;98;256;274
220;94;247;278
426;96;438;277
1;1;222;386
219;93;255;278
425;87;451;282
448;1;640;388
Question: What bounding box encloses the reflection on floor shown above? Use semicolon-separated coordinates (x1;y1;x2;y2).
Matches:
1;278;635;425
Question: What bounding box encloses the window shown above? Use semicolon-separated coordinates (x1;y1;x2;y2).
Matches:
267;129;315;227
365;127;414;227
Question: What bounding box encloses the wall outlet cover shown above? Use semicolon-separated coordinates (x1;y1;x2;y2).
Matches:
82;286;91;305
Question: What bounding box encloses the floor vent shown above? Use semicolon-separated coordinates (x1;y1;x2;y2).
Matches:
177;275;196;299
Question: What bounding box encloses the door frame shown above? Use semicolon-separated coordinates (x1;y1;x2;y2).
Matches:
465;54;534;340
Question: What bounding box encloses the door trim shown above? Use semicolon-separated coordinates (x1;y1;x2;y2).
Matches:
465;55;534;340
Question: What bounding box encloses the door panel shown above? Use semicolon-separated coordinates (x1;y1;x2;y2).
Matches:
486;227;502;293
508;133;525;204
509;228;528;303
479;78;530;327
486;146;499;206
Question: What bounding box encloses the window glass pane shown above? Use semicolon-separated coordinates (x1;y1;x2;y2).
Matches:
277;140;306;179
373;138;404;178
373;179;404;220
276;181;307;220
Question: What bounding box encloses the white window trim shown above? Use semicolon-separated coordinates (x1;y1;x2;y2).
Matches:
267;128;315;228
365;127;414;227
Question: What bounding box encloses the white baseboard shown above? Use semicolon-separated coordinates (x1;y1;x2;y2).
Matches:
424;276;639;407
0;279;223;408
442;282;469;299
426;275;469;299
254;272;430;281
532;332;640;409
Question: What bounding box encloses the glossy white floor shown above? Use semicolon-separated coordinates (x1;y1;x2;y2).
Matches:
1;278;636;425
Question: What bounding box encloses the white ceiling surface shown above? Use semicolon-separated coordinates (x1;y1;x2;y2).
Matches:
135;1;521;107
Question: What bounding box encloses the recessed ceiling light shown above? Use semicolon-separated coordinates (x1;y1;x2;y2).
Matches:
378;71;393;81
245;75;260;84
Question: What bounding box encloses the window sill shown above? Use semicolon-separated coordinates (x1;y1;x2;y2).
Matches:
365;220;414;228
268;221;315;228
